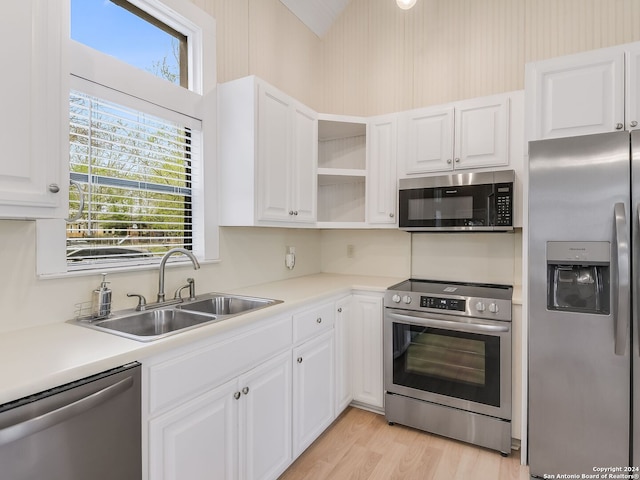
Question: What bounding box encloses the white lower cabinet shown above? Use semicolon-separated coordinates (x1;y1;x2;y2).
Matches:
350;293;384;409
292;330;335;457
334;295;353;414
145;290;385;479
149;378;238;480
148;351;292;480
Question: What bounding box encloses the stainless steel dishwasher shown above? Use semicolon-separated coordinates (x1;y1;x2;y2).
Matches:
0;362;141;480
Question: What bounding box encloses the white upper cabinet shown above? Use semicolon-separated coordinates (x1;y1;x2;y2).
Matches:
525;44;631;141
399;94;510;176
218;76;317;226
366;114;397;225
625;43;640;132
0;1;67;219
401;106;454;174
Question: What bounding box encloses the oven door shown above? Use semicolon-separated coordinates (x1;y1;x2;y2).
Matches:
384;309;511;420
398;183;496;231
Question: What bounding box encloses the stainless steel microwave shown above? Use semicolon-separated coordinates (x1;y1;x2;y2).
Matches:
398;170;514;232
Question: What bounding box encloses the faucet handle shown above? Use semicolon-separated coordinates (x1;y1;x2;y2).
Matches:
174;278;196;301
127;293;147;311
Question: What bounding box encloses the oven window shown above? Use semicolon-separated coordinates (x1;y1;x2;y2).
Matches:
392;323;501;406
408;196;473;221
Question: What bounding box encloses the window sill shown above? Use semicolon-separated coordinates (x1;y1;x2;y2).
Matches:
37;257;221;280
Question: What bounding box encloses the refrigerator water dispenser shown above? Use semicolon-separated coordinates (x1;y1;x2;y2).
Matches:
546;241;610;315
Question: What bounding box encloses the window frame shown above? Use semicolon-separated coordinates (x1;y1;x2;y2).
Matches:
36;0;218;277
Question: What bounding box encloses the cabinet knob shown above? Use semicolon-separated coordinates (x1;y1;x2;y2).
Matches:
48;183;60;193
389;213;395;218
242;387;249;395
631;121;638;128
316;317;322;323
293;211;299;216
616;123;624;130
289;210;294;215
297;357;303;363
233;391;241;400
337;308;342;313
446;159;452;164
454;158;460;163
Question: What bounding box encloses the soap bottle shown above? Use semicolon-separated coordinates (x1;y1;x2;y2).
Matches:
92;273;112;318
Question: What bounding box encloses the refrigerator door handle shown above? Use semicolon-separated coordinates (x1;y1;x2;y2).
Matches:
614;202;629;356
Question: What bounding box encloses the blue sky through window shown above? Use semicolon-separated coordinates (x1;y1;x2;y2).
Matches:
71;0;181;83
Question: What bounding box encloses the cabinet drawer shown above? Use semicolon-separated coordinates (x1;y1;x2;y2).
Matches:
147;314;292;416
293;302;334;344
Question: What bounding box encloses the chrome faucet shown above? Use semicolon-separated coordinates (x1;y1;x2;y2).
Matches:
157;248;200;303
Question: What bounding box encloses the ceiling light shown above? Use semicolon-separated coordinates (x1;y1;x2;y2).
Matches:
396;0;417;9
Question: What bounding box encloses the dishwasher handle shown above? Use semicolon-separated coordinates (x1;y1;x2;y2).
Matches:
387;312;510;334
0;376;133;447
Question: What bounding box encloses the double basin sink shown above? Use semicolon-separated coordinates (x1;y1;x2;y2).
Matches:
72;293;282;342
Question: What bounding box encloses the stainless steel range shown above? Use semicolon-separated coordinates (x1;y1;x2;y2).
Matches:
383;279;513;455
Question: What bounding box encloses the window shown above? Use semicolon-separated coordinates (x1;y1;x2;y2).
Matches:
70;0;187;88
67;90;200;266
36;0;217;276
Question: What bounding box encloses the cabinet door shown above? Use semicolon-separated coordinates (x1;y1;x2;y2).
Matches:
148;379;239;480
401;107;454;174
0;0;66;218
293;331;335;457
239;351;292;480
367;114;397;224
257;83;292;222
291;103;317;223
526;48;624;140
626;44;640;131
351;294;384;409
455;96;509;170
335;296;352;414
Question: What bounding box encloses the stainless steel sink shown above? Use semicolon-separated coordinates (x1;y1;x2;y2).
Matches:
69;293;282;342
177;294;281;316
90;309;217;341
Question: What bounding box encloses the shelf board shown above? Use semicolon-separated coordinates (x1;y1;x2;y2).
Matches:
318;167;366;177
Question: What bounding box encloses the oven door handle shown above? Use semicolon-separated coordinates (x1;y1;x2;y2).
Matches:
387;312;510;334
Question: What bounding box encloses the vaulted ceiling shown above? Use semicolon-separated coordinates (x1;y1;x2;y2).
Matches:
279;0;352;37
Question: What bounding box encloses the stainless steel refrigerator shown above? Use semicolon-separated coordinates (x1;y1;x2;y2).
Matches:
528;130;639;478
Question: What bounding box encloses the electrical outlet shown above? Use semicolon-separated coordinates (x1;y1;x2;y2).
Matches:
285;246;296;269
347;244;355;258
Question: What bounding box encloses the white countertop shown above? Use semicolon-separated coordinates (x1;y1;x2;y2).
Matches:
0;273;402;405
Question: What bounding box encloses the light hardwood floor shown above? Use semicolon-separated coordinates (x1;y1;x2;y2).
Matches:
280;407;530;480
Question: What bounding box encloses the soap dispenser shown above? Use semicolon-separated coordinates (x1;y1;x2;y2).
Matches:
92;273;112;319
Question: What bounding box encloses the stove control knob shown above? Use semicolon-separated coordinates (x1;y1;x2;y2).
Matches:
392;294;401;303
402;295;412;305
489;303;499;313
475;301;486;312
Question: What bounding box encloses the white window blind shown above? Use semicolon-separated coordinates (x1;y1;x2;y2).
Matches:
67;90;200;267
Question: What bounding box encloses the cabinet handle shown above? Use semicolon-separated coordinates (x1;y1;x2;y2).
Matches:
446;159;452;164
337;308;342;313
454;158;460;163
297;357;303;363
294;211;299;216
631;121;638;128
616;123;624;130
316;317;322;324
48;183;60;193
242;387;249;395
389;213;395;218
66;180;85;223
233;392;241;400
289;210;294;215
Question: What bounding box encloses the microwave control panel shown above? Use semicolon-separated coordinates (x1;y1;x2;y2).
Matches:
495;183;513;226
